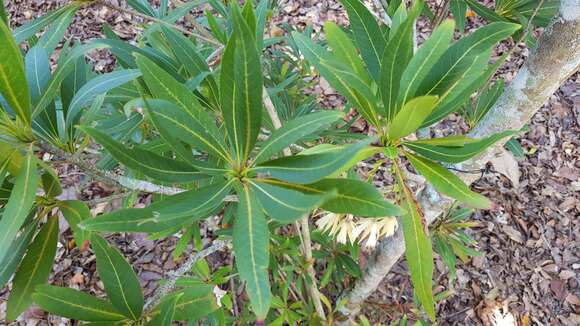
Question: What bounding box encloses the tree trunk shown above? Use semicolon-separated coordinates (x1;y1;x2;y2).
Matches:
337;1;580;322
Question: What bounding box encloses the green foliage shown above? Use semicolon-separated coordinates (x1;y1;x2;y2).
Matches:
0;0;558;323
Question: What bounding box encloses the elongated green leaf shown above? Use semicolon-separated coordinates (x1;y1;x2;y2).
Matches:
0;220;37;289
387;95;438;140
0;0;7;25
417;22;520;125
254;140;371;184
80;180;232;233
380;1;423;121
160;26;220;104
292;32;380;127
409;135;475;147
261;178;403;217
82;127;205;183
146;293;182;326
25;46;51;106
469;80;504;126
127;0;157;16
465;0;509;22
66;69;141;127
450;0;467;31
91;235;143;320
324;21;370;83
433;234;457;281
249;180;327;223
7;217;59;320
405;152;491;208
220;4;263;164
13;5;71;43
0;148;38;263
33;285;126;321
151;285;219;321
58;200;90;248
37;4;77;54
394;164;435;320
339;0;386;82
253;111;344;164
403;130;517;163
39;163;62;197
33;43;110;118
0;20;31;124
398;20;454;106
142;97;230;164
233;183;270;319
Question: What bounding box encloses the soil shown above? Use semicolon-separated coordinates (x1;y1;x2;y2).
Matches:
1;0;578;325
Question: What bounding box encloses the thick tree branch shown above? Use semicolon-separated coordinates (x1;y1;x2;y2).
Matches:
338;1;580;322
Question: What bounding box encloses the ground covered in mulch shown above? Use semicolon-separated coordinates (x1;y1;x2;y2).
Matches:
1;0;578;325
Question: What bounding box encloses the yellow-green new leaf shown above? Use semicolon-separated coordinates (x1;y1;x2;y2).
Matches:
387;95;438;140
405;152;491;209
32;285;126;322
394;163;435;320
233;184;271;319
0;147;38;264
7;217;59;320
0;19;31;124
91;234;144;320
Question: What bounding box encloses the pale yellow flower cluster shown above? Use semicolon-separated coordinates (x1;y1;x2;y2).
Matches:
315;212;398;249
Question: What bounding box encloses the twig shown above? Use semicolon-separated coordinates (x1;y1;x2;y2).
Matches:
96;0;221;46
261;87;327;320
144;239;229;310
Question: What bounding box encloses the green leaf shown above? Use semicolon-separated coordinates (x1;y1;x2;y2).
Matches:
37;4;78;55
91;235;143;320
433;234;457;281
324;21;370;83
418;22;520;126
338;0;386;82
405;152;492;208
0;220;37;289
380;1;423;121
80;180;233;233
7;217;59;320
146;293;182;326
33;43;110;118
398;20;454;107
254;140;371;184
13;5;71;43
262;178;403;217
66;69;141;127
388;95;439;140
58;200;91;248
253;111;344;164
394;164;435;321
0;19;31;124
220;4;263;164
25;46;51;106
465;0;509;22
33;285;126;321
126;0;157;17
505;138;525;158
468;80;504;126
409;135;476;147
0;147;38;264
0;0;7;25
81;127;205;183
249;180;328;223
152;285;219;320
292;32;380;127
233;183;271;319
160;26;220;104
450;0;467;31
142;97;231;164
403;130;517;163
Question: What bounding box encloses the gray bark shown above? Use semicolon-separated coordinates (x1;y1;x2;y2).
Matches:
338;1;580;322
